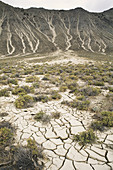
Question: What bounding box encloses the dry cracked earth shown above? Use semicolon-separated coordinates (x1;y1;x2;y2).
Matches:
0;53;113;170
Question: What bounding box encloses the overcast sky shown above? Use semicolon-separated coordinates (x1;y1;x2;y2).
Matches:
1;0;113;12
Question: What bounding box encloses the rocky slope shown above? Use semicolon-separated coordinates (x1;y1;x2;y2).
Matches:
0;1;113;56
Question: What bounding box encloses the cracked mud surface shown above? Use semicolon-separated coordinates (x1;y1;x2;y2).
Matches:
0;56;113;170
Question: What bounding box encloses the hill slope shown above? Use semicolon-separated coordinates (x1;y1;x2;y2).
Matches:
0;1;113;56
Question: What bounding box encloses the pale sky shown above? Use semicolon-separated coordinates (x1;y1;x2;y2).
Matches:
1;0;113;12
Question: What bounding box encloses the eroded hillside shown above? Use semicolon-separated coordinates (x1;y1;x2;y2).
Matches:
0;1;113;56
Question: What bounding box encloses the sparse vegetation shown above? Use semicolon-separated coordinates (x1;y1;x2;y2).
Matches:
34;110;45;121
15;95;34;108
12;85;34;95
62;99;90;110
51;112;60;119
0;53;113;165
0;127;13;146
91;111;113;131
51;91;62;100
34;110;50;123
74;129;97;145
0;88;10;97
26;76;39;83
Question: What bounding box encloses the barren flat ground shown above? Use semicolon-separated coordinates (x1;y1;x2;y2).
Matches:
0;51;113;170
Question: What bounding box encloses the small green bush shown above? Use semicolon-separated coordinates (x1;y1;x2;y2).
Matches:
15;95;33;108
26;76;39;83
59;85;68;92
33;82;40;88
81;87;101;96
76;95;85;101
27;138;38;156
51;112;60;119
7;78;18;85
0;127;13;146
109;87;113;92
91;111;113;131
34;111;50;123
89;81;104;86
0;88;10;97
12;86;34;95
69;100;90;110
42;74;50;81
67;82;78;91
34;111;45;121
51;91;61;100
12;87;26;95
74;129;97;145
34;95;49;103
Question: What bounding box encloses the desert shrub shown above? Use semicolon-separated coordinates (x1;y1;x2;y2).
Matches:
0;75;8;85
51;112;60;119
24;68;33;75
81;75;94;81
59;85;68;92
12;73;20;78
33;82;40;88
34;111;50;123
62;99;90;110
7;78;18;85
34;111;45;121
26;76;39;83
27;138;38;156
74;129;97;145
109;87;113;92
69;100;90;110
89;81;104;86
67;82;78;91
12;86;34;96
76;95;86;101
50;77;61;85
94;81;104;86
90;121;104;131
22;85;34;93
15;95;33;108
34;95;49;103
41;114;51;124
69;75;78;80
91;111;113;131
0;127;13;146
42;74;50;81
0;88;10;97
12;87;26;95
81;87;101;96
51;91;61;100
